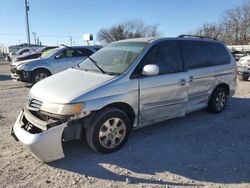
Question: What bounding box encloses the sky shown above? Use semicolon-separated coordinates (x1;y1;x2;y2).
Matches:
0;0;244;46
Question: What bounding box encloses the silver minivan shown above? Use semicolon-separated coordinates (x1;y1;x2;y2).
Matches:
12;36;237;162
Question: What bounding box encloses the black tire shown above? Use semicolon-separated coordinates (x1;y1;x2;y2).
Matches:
31;69;51;84
208;87;228;114
238;74;249;81
86;107;132;153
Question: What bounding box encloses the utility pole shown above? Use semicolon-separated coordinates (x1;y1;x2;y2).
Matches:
70;36;72;46
25;0;31;46
32;32;36;45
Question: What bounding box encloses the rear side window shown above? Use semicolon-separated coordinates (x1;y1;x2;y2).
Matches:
140;40;183;74
179;40;213;69
78;48;94;56
20;49;30;55
207;42;231;65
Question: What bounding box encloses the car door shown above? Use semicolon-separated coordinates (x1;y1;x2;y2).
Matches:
179;40;215;113
53;49;79;73
138;40;189;126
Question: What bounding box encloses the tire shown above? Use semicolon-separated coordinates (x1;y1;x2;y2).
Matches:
238;74;249;81
86;107;132;153
31;69;50;84
208;87;228;114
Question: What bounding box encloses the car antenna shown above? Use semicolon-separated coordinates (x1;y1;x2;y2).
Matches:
28;45;43;59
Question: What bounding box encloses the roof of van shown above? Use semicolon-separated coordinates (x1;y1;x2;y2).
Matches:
115;36;220;43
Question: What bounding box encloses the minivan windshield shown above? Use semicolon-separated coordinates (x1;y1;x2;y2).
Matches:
76;42;148;75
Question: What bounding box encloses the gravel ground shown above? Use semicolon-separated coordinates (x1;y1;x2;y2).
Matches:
0;59;250;188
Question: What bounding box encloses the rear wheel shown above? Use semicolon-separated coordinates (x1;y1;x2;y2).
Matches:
86;108;131;153
238;74;249;81
31;69;51;84
208;87;228;114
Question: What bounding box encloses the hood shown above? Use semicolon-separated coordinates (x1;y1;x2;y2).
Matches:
239;55;250;61
30;68;115;104
12;58;42;67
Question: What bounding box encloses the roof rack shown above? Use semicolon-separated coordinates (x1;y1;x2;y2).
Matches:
178;35;217;41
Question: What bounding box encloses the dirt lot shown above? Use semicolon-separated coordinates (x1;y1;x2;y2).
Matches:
0;59;250;188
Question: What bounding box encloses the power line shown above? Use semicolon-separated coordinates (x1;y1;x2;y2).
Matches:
0;33;81;39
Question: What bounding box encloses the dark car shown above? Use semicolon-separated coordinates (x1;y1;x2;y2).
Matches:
11;46;58;63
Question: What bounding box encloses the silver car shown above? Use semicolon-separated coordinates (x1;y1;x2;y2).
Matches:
10;46;100;83
12;36;237;162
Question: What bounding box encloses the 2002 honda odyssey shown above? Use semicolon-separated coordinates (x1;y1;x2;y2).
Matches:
12;35;237;162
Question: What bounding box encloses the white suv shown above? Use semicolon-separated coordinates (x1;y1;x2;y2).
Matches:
237;55;250;81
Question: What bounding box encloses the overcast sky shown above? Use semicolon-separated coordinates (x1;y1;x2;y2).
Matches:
0;0;243;46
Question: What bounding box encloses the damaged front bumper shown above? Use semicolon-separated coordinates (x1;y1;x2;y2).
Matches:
10;66;31;82
12;110;67;162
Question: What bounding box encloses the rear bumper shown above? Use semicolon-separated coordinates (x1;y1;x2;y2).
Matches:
12;110;67;162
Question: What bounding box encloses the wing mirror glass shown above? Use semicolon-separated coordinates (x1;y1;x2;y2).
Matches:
55;54;63;59
142;64;159;76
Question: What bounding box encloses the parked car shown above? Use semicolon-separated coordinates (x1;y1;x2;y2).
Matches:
231;50;249;61
10;46;100;83
6;47;41;62
12;36;236;162
11;46;58;63
237;55;250;81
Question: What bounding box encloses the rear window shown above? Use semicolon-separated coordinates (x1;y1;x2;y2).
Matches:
179;40;231;69
207;42;231;65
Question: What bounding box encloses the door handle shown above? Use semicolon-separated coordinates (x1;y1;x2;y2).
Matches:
190;76;194;82
178;79;186;86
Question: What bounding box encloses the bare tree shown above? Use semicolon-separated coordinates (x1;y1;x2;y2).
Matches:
193;0;250;45
97;19;161;43
195;23;223;39
222;1;250;45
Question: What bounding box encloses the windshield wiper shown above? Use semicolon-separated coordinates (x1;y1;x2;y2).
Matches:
60;44;106;74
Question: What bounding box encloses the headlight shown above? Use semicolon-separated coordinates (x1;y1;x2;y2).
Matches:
238;60;246;67
16;64;26;70
40;102;84;116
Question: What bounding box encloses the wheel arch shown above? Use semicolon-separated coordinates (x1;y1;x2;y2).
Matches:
209;82;230;102
31;67;52;76
100;102;136;126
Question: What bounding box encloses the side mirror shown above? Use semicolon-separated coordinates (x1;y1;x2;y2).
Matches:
142;64;159;76
55;54;63;59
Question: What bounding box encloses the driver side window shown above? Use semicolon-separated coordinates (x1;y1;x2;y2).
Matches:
57;49;75;59
140;40;183;74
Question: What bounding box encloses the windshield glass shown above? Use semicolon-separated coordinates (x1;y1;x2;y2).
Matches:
77;42;148;74
41;48;60;59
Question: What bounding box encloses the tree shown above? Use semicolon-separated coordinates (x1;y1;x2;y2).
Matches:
222;1;250;45
195;23;223;39
97;19;161;43
193;0;250;45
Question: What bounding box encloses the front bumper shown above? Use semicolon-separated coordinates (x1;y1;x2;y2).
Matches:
12;110;67;162
237;66;250;76
10;67;31;82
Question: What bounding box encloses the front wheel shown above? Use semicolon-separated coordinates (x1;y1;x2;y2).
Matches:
238;74;249;81
208;87;228;114
86;108;132;153
31;69;50;84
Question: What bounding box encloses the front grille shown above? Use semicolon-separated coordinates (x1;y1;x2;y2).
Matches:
26;97;43;111
10;66;17;73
